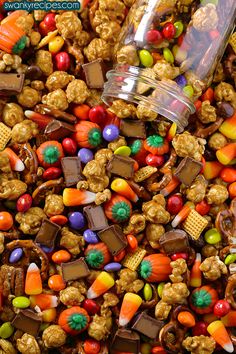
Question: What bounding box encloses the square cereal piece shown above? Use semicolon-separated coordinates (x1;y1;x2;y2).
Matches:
122;248;147;271
134;166;157;183
229;32;236;54
183;209;208;240
0;123;11;151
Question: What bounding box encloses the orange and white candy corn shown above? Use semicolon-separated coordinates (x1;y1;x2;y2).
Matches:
119;292;142;326
207;320;234;353
3;147;24;172
30;294;58;310
25;263;42;295
63;188;96;207
111;178;138;203
87;271;115;299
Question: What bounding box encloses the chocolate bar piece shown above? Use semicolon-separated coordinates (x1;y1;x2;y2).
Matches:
11;310;42;337
98;225;127;256
61;157;83;187
44;119;75;140
174;157;202;186
107;155;135;179
120;119;146;139
35;104;77;124
132;312;164;339
61;258;90;282
83;205;108;231
111;329;140;353
82;59;105;89
35;219;61;248
159;229;190;255
0;73;24;95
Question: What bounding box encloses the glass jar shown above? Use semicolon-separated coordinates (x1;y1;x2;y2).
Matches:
102;0;236;131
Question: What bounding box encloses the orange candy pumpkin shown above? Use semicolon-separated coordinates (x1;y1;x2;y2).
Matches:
74;121;102;148
58;306;90;335
139;254;172;282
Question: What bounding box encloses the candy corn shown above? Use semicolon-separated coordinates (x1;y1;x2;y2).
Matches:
119;292;142;326
160;176;180;196
207;320;234;353
25;263;42;295
219;113;236;139
63;188;96;207
171;202;194;228
3;147;25;172
30;294;58;310
190;253;202;288
166;122;177;141
25;110;53;130
221;311;236;327
203;161;223;180
111;178;138;202
87;271;115;299
216;143;236;165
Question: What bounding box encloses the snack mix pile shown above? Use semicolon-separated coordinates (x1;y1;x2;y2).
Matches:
0;0;236;353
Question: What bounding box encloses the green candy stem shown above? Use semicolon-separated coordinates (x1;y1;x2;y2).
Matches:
43;146;60;164
88;128;102;147
192;289;212;308
86;250;104;268
112;202;130;222
13;36;27;54
68;313;87;331
140;260;152;279
147;135;164;148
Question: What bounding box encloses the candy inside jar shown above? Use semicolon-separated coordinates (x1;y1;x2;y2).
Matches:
102;0;236;131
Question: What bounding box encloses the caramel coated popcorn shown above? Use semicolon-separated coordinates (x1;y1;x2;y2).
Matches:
183;336;216;354
45;71;74;91
142;195;170;224
153;60;180;80
2;103;24;128
116;269;144;294
11;120;39;143
16;334;40;354
42;89;68;111
199;256;227;281
0;180;27;200
55;12;82;39
84;38;112;62
161;282;190;304
116;45;140;66
206;184;229;205
108;99;137;119
17;87;41;108
66;79;90;104
60;227;84;255
44;194;64;217
42;325;67;348
35;50;53;76
155;300;172;320
169;259;188;283
123;213;146;235
192;4;218;32
172;132;206;161
146;223;165;249
15;207;46;235
59;286;85;306
197;100;217;124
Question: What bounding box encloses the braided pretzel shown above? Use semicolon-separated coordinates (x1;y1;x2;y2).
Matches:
32;177;64;205
159;320;186;353
194;117;224;138
215;198;236;245
225;274;236;309
19;143;38;185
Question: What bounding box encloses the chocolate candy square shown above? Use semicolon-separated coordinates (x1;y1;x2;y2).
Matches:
82;59;106;89
98;225;127;256
120;119;146;139
159;230;190;255
107;155;135;179
0;73;24;95
35;218;61;248
61;157;83;187
44;119;75;140
174;157;202;186
111;329;140;353
132;312;164;339
11;310;42;337
83;205;108;231
61;258;90;282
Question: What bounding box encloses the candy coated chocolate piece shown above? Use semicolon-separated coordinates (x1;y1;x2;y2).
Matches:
111;329;140;353
35;219;61;248
159;229;190;255
61;157;83;187
107;155;135;179
0;73;24;95
9;248;23;263
104;262;122;272
11;310;42;337
131;312;164;339
98;225;127;256
103;125;119;142
83;205;108;231
174;157;202;186
68;211;85;230
83;229;99;244
44;120;75;140
120;119;146;139
78;148;94;164
82;59;106;89
61;258;90;282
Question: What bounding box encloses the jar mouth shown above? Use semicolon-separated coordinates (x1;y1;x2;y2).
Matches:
102;64;196;132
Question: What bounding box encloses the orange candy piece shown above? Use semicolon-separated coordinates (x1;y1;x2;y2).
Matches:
73;104;90;120
0;211;13;231
177;311;196;327
229;182;236;198
50;215;68;226
25;263;42;295
220;167;236;183
52;250;71;264
48;275;66;291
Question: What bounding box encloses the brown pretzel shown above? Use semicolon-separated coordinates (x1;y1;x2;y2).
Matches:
215;198;236;245
32;177;64;205
141;284;158;309
0;228;20;240
64;40;84;75
4;240;48;281
194;117;224;138
35;104;77;124
159;320;186;353
19;143;38;185
225;274;236;309
0;265;24;298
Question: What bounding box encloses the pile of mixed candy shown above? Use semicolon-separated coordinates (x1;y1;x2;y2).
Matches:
0;1;236;353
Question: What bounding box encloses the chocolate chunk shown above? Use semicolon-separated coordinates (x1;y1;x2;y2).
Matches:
44;119;75;140
159;229;190;255
98;225;127;256
61;258;90;282
0;73;24;95
11;310;42;337
83;205;108;231
61;157;83;187
174;157;202;186
82;59;106;89
120;119;146;139
107;155;135;179
35;219;61;248
111;329;140;353
132;312;164;339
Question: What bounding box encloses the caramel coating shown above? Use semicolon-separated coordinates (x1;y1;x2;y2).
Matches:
96;21;121;44
0;339;17;354
55;12;82;39
199;256;227;281
59;286;85;306
30;31;41;46
183;336;216;354
208;133;228;150
16;334;40;354
153;60;180;80
76;31;91;47
214;82;236;109
11;120;39;143
0;153;12;175
95;189;111;205
155;300;172;320
86;89;103;107
16;12;34;34
83;159;109;193
169;259;187;283
108;136;127;152
31;80;44;91
84;38;112;62
17;87;41;108
88;312;112;341
42;89;68;111
197;100;217;124
116;269;144;294
103;292;119;308
15;207;46;235
142;195;170;224
146;223;164;249
108;99;136;119
45;72;74;92
192;4;218;32
161;283;190;304
0;233;4;254
98;0;125;23
60;227;85;256
44;194;64;217
213;63;226;83
2;103;24;128
206;184;229;205
172;132;206;161
186;176;207;203
136;103;158;121
42;325;67;348
95;148;113;165
0;180;27;201
66;80;90;104
116;45;140;66
35;50;53;76
123;213;146;235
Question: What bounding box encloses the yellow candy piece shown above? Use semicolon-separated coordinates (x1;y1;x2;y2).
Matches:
157;282;165;298
114;146;131;156
48;36;64;54
143;283;152;301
